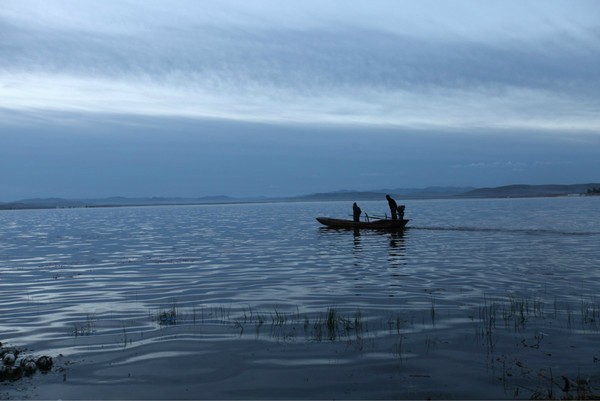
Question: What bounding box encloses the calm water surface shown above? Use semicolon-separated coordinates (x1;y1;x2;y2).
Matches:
1;197;599;398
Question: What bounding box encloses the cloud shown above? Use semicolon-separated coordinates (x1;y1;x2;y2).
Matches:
2;70;598;132
1;0;600;132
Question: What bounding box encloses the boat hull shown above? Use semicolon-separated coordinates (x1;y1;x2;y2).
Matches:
316;217;409;230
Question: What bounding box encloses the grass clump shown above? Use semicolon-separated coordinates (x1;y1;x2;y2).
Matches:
326;307;338;340
72;313;97;336
156;304;178;326
529;371;600;400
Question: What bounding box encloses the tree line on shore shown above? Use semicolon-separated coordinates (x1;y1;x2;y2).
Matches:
586;187;600;195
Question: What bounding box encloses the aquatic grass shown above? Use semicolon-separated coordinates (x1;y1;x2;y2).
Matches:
565;375;600;400
540;296;600;333
566;303;574;332
474;297;498;353
71;313;97;336
86;293;600;346
121;322;129;348
309;307;340;342
155;304;178;326
297;307;370;343
505;295;538;330
256;310;266;326
471;293;595;353
528;370;600;400
58;292;600;400
217;305;232;323
303;316;310;335
313;315;324;342
470;294;600;398
326;307;338;340
233;310;248;336
491;349;600;399
354;309;363;333
271;306;287;327
190;307;197;325
134;293;600;372
394;334;404;363
579;296;600;330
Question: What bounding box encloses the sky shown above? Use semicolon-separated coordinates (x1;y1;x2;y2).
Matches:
1;0;600;200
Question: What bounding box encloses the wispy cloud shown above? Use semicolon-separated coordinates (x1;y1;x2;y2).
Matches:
1;0;599;132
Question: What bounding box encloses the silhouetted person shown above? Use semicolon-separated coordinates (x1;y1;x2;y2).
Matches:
397;205;405;221
386;194;398;220
352;202;362;222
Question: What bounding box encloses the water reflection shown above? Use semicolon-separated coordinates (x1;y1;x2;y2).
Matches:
389;231;404;249
352;228;361;246
387;231;406;268
352;229;362;268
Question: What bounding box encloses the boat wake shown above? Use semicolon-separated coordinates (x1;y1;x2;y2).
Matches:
410;226;600;237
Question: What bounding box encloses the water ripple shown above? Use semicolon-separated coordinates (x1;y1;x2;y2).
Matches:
1;199;599;353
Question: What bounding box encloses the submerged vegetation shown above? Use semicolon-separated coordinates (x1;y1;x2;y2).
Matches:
38;292;600;399
150;303;372;343
5;292;600;399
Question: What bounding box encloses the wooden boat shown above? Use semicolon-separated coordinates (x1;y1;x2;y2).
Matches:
316;217;409;230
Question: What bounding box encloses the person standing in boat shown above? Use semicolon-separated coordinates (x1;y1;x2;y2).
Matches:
352;202;362;222
386;194;398;220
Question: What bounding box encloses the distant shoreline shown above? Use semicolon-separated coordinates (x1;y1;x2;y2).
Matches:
1;183;598;211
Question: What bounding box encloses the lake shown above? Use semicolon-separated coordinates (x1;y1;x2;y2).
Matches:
1;197;600;399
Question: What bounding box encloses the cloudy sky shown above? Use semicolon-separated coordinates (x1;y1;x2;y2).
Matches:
1;0;599;200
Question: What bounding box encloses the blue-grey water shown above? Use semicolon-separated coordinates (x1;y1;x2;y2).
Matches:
1;197;600;399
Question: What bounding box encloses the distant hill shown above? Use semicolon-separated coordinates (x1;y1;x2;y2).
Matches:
388;186;475;199
288;191;388;202
458;183;600;198
0;195;236;210
1;184;598;210
290;186;474;201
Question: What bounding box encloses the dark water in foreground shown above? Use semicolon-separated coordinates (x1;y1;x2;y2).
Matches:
1;197;599;399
